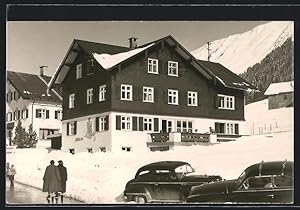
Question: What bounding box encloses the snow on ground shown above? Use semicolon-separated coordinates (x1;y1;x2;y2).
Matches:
6;100;294;204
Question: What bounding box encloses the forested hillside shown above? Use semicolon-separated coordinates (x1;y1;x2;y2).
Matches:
239;38;293;104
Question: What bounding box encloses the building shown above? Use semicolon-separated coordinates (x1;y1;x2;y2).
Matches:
264;81;294;110
48;35;257;153
6;66;63;146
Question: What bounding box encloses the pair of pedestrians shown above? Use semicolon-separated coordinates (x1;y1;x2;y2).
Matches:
42;160;67;204
6;163;16;187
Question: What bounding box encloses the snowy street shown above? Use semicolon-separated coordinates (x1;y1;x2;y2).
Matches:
6;178;84;205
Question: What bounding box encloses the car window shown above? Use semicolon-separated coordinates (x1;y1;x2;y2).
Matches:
239;176;273;190
155;169;177;181
273;175;293;188
175;164;194;179
137;170;153;181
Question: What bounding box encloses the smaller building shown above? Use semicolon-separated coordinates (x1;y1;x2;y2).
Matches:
264;81;294;110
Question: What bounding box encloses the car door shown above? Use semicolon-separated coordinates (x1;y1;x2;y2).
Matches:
272;175;294;203
152;169;182;202
230;176;275;203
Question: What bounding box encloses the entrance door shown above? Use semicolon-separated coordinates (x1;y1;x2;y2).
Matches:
162;120;172;133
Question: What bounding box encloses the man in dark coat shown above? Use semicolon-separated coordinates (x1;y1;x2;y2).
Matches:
43;160;62;203
57;160;67;203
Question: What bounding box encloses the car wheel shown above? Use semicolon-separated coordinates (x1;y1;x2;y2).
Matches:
135;196;147;204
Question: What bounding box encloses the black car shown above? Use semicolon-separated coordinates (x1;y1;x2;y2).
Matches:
123;161;222;203
186;160;294;204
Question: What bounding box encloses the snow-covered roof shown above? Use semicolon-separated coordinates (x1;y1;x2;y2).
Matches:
92;43;155;70
264;81;294;96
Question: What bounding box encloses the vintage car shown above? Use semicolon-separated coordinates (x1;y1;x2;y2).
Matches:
123;161;222;203
186;160;294;204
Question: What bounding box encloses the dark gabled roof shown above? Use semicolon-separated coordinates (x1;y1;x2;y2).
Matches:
137;161;189;172
197;60;259;91
75;39;129;56
245;161;293;177
7;71;62;103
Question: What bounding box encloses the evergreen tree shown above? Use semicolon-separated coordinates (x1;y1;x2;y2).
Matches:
25;124;38;148
12;120;27;148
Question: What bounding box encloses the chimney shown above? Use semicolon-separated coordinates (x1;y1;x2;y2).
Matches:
40;65;48;76
129;37;138;49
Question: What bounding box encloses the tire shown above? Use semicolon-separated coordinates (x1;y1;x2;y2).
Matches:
135;196;147;204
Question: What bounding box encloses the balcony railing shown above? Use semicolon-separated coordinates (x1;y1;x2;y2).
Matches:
181;133;210;143
150;133;169;142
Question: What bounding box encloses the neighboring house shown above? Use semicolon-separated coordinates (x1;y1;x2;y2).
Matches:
6;66;63;146
48;35;257;153
264;81;294;110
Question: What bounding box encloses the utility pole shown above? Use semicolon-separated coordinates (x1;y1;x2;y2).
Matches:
207;42;211;61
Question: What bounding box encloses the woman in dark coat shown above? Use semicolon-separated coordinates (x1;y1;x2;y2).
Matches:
57;160;67;203
42;160;62;199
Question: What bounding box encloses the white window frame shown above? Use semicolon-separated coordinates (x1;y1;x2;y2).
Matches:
55;110;63;120
87;148;93;153
122;147;132;152
143;86;154;103
120;84;133;101
37;109;47;119
69;121;76;136
168;61;178;76
99;85;106;102
121;116;132;131
7;112;12;122
176;120;193;133
148;58;158;74
76;64;82;79
21;109;27;119
69;94;75;108
87;88;93;104
218;94;235;110
168;89;179;105
98;116;106;132
143;118;154;132
187;91;198;106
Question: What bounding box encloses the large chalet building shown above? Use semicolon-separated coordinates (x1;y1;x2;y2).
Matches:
48;35;257;153
6;67;62;146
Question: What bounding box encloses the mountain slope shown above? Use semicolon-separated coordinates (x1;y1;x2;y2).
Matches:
191;21;293;75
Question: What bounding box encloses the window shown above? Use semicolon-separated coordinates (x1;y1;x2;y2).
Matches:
215;122;239;134
96;116;107;132
143;118;153;132
7;92;12;102
55;110;63;120
36;109;49;119
218;94;235;110
87;148;93;153
87;88;93;104
168;61;178;76
69;149;75;155
122;147;132;152
76;64;82;79
21;109;28;119
187;91;198;106
148;58;158;74
273;175;293;187
7;112;12;122
121;84;132;101
121;116;132;131
39;129;59;140
241;176;273;190
99;147;106;152
143;87;154;103
67;121;77;136
176;120;193;133
99;85;106;102
168;89;179;105
87;59;94;74
69;94;75;108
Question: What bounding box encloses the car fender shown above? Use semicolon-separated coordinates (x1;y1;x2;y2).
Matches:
125;184;153;202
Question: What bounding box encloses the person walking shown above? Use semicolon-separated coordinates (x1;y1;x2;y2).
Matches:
42;160;62;204
6;162;10;177
8;164;16;187
57;160;68;203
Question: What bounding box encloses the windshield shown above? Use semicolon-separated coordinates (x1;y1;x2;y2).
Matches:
175;164;195;179
236;170;247;186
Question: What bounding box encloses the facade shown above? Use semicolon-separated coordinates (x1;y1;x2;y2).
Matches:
48;36;257;153
264;81;294;110
6;68;63;146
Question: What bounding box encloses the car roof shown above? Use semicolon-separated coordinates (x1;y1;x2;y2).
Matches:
245;161;293;177
137;161;189;172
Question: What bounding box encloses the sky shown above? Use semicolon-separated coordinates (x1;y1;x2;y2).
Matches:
6;21;269;76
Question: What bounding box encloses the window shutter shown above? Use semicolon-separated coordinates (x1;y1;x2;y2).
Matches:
67;123;69;136
154;88;158;103
158;59;163;74
74;121;77;135
132;117;137;131
55;111;58;119
215;95;219;108
163;90;167;104
36;109;39;118
215;122;219;133
46;110;50;119
235;124;239;135
164;61;168;75
138;117;143;131
154;118;159;132
17;111;20;120
116;115;121;130
25;109;28;118
96;117;99;131
105;116;109;131
134;86;139;101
